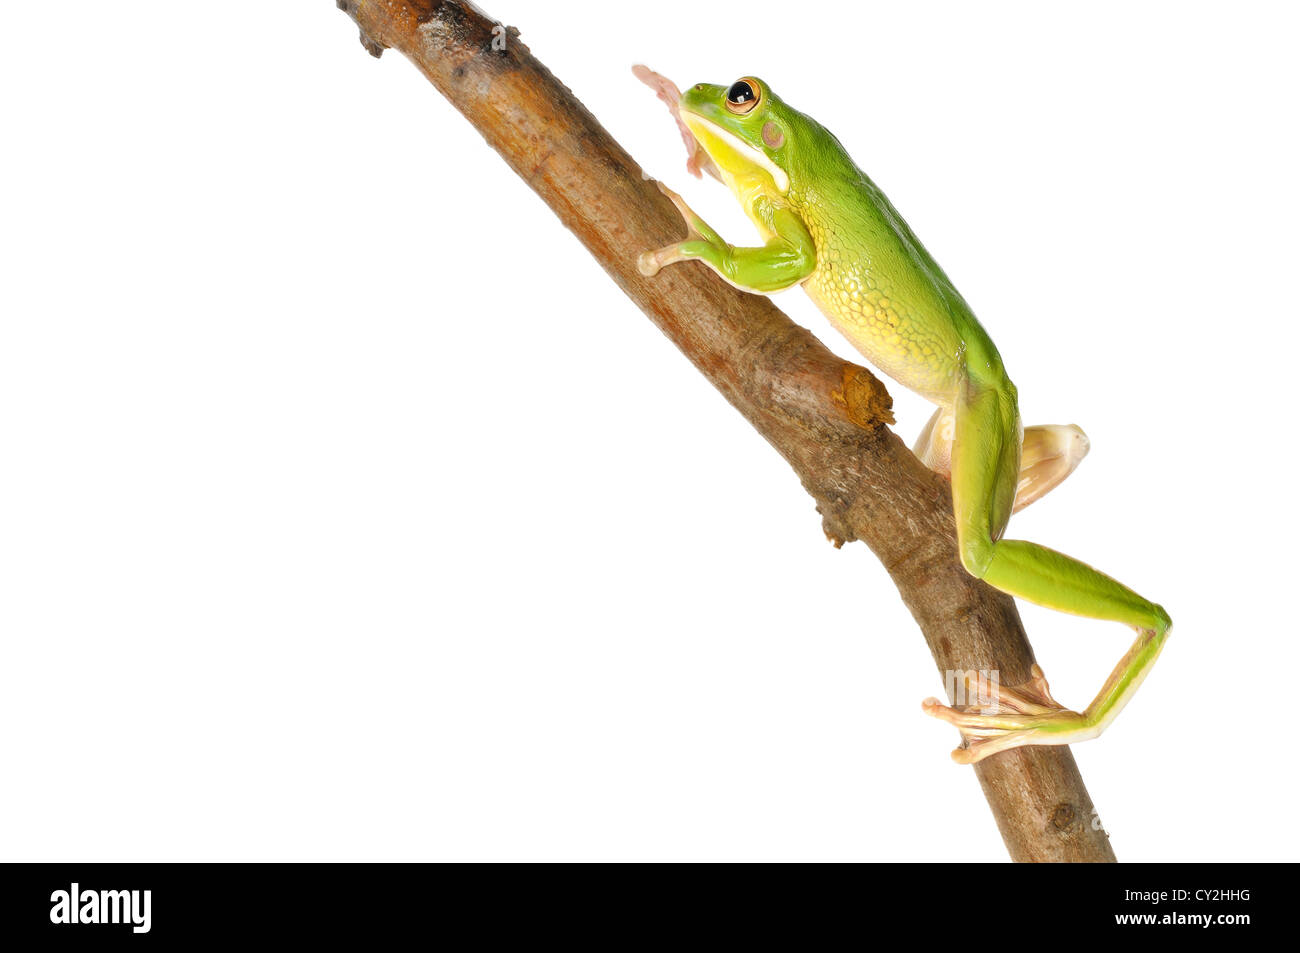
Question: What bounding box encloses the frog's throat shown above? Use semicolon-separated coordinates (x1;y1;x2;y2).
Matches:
680;112;789;194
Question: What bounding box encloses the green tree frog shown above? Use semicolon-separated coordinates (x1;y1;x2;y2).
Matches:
634;67;1171;764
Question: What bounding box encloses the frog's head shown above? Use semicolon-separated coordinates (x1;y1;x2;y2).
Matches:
678;77;812;196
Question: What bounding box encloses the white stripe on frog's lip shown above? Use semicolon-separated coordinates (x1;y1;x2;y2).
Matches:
680;111;790;194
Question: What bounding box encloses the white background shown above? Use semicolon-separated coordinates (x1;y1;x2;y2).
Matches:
2;1;1297;862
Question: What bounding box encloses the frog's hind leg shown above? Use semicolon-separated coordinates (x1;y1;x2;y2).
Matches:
921;377;1171;765
913;407;1090;514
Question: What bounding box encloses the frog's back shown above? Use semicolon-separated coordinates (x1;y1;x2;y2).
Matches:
788;146;1003;403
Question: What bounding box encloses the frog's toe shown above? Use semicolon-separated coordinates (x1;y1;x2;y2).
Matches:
922;667;1095;764
638;243;690;276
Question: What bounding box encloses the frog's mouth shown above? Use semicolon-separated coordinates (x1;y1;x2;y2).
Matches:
680;112;790;194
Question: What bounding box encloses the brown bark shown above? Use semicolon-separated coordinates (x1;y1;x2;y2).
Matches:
334;0;1117;862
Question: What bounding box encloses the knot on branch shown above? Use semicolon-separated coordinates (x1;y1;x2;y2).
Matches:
832;363;894;431
817;500;857;549
1050;802;1084;836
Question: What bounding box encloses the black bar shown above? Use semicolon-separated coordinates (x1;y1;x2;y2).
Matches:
0;861;1281;943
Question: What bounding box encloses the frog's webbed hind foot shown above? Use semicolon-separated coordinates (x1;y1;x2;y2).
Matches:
921;664;1095;765
913;409;1090;514
1014;424;1091;512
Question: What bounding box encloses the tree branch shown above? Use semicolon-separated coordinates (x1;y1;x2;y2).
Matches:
335;0;1116;862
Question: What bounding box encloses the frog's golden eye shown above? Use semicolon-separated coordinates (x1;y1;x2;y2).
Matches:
725;78;761;114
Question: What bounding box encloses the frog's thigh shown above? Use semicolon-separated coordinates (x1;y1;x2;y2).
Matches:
950;383;1021;568
915;407;1088;514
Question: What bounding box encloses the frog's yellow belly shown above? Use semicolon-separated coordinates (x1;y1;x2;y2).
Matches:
803;269;963;405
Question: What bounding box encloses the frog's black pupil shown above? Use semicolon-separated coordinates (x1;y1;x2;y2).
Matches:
727;81;755;105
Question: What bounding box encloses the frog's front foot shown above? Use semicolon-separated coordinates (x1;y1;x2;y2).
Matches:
921;664;1098;764
638;181;724;277
637;244;677;277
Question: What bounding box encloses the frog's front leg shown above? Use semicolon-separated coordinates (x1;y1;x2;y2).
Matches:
638;182;816;293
